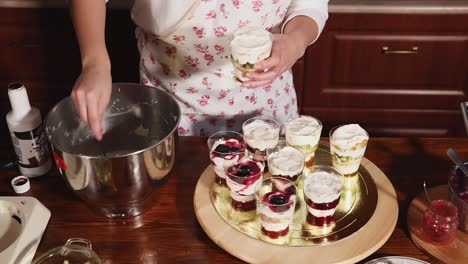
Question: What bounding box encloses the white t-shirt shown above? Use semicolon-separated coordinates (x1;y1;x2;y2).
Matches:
108;0;328;41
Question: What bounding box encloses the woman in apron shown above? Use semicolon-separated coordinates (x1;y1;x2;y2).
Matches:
69;0;328;138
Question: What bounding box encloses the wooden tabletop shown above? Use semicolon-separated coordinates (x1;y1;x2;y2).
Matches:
1;137;467;264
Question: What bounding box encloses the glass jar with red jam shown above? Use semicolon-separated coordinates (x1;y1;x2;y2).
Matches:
422;199;459;245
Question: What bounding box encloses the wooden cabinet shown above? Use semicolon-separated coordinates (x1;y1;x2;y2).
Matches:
1;7;468;148
0;8;138;148
301;13;468;137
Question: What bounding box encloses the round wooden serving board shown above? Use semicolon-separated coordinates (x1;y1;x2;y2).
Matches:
407;185;468;264
194;157;399;264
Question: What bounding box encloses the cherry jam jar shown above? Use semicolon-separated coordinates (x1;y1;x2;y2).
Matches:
422;200;459;245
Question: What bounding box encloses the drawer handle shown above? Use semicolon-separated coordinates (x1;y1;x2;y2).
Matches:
9;42;41;48
381;46;419;55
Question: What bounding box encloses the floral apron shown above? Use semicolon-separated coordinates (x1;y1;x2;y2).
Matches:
137;0;297;136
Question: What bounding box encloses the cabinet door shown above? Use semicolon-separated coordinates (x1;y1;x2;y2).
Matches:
302;13;468;137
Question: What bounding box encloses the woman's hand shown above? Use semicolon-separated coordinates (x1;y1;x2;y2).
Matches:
242;33;306;88
71;63;112;141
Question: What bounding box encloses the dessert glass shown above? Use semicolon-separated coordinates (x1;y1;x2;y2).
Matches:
329;124;369;177
422;200;459;245
242;116;280;164
226;158;264;212
267;140;304;184
230;27;272;82
255;177;297;244
207;131;246;186
285;115;322;168
303;165;343;226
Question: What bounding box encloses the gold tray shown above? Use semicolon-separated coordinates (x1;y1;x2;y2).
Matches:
194;141;399;263
210;144;378;246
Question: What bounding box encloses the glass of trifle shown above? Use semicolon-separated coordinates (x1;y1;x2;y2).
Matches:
285;115;322;168
329;124;369;177
207;131;246;186
255;176;297;245
242;116;280;164
230;27;272;82
303;165;343;226
226;158;264;213
267;140;304;185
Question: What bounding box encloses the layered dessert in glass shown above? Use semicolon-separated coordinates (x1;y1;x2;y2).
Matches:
329;124;369;177
267;140;304;184
285;115;322;168
256;177;297;244
242;117;280;163
207;131;246;186
230;27;272;82
226;158;264;212
303;165;343;226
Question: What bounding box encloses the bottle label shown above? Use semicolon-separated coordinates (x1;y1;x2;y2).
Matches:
10;124;50;169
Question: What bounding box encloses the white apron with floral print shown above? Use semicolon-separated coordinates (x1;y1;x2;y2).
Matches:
137;0;298;136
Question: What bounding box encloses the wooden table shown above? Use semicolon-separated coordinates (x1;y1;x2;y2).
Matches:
1;137;467;263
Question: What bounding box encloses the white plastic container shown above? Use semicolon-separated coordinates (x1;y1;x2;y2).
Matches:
6;82;51;177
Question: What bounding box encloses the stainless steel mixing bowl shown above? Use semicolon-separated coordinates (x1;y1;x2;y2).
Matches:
45;83;180;218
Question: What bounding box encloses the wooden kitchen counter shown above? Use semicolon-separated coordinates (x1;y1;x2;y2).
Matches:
0;137;467;263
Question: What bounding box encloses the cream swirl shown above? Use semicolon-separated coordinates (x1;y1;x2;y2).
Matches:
268;146;304;177
303;171;342;204
243;119;279;151
230;27;272;65
331;124;368;149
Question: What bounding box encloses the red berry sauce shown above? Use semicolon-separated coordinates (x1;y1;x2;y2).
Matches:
305;197;340;226
261;226;289;239
231;199;256;212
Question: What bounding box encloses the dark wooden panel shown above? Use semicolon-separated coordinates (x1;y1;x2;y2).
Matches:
305;32;468;109
302;106;464;137
332;34;468;89
0;8;139;149
302;13;468;137
324;13;468;32
105;9;140;83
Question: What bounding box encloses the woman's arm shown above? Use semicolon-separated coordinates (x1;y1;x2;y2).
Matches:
243;0;328;88
70;0;112;140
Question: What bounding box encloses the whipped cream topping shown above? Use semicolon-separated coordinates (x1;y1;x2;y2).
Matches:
304;171;343;204
243;119;279;151
268;146;304;177
331;124;368;149
286;116;322;137
230;27;272;65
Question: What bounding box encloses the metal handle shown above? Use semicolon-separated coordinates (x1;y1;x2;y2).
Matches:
382;46;419;55
461;102;468;136
9;41;41;48
65;238;93;249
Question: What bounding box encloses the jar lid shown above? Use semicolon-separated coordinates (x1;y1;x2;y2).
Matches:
11;175;30;194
